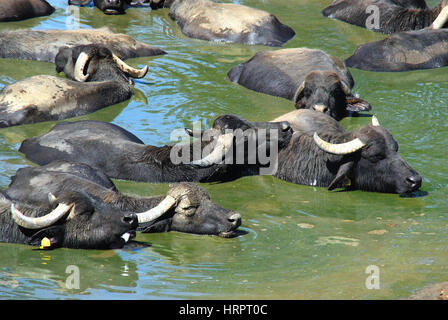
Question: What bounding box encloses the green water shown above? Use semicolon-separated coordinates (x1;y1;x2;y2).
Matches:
0;0;447;299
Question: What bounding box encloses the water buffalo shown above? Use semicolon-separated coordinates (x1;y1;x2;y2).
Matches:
227;48;371;121
5;161;242;237
345;28;448;71
18;115;292;182
68;0;156;15
272;109;422;194
163;0;295;47
0;27;166;63
0;190;139;249
0;0;54;22
0;44;148;127
322;0;448;34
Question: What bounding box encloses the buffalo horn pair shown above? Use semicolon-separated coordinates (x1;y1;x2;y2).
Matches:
74;52;148;82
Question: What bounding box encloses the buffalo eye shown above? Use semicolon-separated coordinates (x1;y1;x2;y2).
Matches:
178;205;197;217
367;154;384;163
362;144;385;163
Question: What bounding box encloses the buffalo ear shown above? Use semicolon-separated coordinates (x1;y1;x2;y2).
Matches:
345;96;371;112
28;226;64;249
328;161;353;191
340;81;371;113
68;0;93;5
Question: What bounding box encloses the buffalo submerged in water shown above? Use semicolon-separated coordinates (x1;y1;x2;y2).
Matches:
139;0;295;46
0;0;54;22
0;27;165;62
322;0;448;34
227;48;371;121
0;190;139;249
272;109;422;195
0;44;149;127
342;4;448;72
5;161;242;238
345;28;448;72
18;114;292;183
69;0;295;46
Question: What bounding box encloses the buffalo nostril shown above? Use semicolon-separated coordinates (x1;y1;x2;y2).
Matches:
228;213;242;226
122;213;137;225
406;175;422;189
281;121;290;131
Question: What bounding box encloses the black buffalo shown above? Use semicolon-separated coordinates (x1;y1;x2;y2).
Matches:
68;0;158;15
0;44;149;128
0;27;165;63
345;28;448;71
0;0;54;22
322;0;448;34
272;109;422;194
18;115;292;183
0;190;139;249
5;161;242;237
227;48;371;121
150;0;294;46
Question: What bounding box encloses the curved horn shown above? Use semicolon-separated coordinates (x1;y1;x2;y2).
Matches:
432;5;448;29
11;203;73;230
112;54;148;78
293;80;306;104
313;132;365;155
74;52;90;82
136;195;176;224
190;132;234;167
371;115;380;126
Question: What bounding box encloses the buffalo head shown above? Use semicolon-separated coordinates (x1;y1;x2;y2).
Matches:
313;116;422;194
185;114;292;170
137;183;242;237
8;191;138;249
55;44;148;84
293;70;371;121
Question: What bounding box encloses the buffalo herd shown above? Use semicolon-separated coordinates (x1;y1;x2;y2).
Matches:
0;0;439;277
0;0;443;300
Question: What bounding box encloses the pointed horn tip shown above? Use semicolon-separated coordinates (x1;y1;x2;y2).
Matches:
112;53;149;78
48;193;57;204
189;132;234;167
371;115;380;126
139;65;149;78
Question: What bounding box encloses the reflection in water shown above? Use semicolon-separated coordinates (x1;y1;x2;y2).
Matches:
0;243;139;298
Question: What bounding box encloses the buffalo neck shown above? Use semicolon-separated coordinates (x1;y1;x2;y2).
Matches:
275;132;352;188
103;192;166;212
114;142;229;183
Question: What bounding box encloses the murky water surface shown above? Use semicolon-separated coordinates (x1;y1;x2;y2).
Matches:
0;0;447;299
